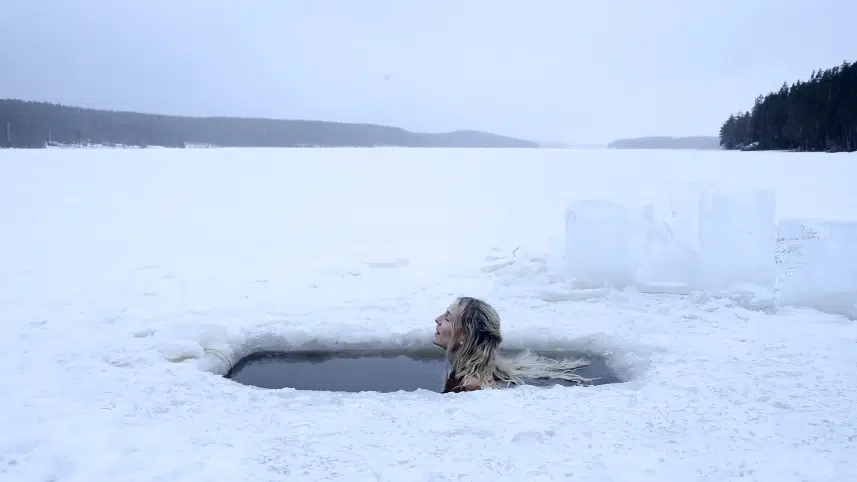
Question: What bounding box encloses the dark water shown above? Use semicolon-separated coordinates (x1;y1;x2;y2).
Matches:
226;349;623;393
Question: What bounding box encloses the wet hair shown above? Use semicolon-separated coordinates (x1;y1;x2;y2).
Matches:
443;296;591;390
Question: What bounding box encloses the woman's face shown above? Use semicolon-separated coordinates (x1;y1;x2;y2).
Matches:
433;305;456;349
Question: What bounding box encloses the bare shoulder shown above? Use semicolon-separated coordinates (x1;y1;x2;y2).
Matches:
443;374;483;393
459;376;482;392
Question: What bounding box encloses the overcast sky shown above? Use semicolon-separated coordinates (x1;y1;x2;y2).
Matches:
1;1;854;144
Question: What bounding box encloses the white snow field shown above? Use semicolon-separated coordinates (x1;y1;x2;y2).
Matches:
1;147;856;481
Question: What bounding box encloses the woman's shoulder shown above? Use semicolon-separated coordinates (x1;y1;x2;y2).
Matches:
443;374;482;393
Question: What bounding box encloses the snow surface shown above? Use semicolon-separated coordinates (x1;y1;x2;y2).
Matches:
1;147;856;481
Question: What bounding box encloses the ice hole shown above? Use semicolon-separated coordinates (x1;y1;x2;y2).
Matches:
225;349;624;393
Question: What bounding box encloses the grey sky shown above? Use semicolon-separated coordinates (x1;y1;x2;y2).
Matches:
1;1;854;144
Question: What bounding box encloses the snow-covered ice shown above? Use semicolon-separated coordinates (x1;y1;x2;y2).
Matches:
1;147;856;481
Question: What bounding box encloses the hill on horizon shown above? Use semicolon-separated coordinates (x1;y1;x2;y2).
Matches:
0;99;539;149
607;136;721;150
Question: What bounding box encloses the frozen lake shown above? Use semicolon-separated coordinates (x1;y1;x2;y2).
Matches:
1;147;855;481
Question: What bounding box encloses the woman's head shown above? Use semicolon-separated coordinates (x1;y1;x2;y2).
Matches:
433;297;596;392
433;296;503;364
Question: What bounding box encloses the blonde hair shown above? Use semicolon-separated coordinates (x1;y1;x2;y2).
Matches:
443;296;591;390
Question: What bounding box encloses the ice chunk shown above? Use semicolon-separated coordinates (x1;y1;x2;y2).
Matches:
696;188;777;293
537;285;610;302
635;199;701;292
777;219;857;319
563;200;635;289
775;218;821;278
159;339;205;362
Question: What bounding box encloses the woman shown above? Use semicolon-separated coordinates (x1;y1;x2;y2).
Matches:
433;296;592;393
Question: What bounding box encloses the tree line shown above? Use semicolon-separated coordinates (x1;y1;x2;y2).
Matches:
0;99;538;148
719;60;857;152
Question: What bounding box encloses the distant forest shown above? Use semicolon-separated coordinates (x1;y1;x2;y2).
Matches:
719;60;857;152
607;136;720;150
0;99;538;148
